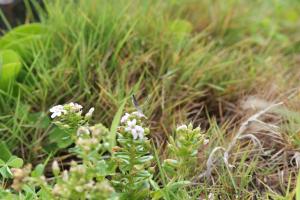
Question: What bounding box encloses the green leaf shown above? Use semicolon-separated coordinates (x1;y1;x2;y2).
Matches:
167;180;190;190
22;184;36;198
27;112;51;129
0;49;22;90
95;160;109;177
151;190;164;200
0;23;46;59
0;166;13;178
110;98;128;148
0;142;12;162
31;164;45;178
48;127;72;149
0;159;5;166
136;155;153;164
7;156;23;168
136;170;151;178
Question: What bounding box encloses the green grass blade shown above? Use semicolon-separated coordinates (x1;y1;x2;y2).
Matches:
109;98;128;149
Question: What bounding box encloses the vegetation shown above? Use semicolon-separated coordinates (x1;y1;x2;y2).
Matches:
0;0;300;199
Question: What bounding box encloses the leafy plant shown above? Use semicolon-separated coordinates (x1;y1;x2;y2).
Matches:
0;49;22;90
0;23;46;59
0;156;23;179
0;102;206;199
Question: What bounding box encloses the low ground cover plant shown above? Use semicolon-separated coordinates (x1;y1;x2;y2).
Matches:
0;102;207;199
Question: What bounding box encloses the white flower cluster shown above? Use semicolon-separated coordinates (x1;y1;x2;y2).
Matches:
49;102;94;119
49;105;67;118
120;112;146;140
176;124;187;131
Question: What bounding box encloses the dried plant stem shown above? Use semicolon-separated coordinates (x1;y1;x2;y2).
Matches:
197;102;283;180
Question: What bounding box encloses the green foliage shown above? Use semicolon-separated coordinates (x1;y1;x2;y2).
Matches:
113;112;152;199
110;99;127;148
0;155;23;179
0;0;300;199
0;23;46;91
163;124;204;178
0;50;22;90
0;102;206;199
0;141;12;161
0;23;46;59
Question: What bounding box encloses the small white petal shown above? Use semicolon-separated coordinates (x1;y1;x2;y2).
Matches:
50;105;62;112
204;139;209;145
176;124;187;131
135;125;144;140
50;105;67;118
132;111;146;118
127;119;136;128
138;131;144;140
121;113;130;124
85;107;95;118
208;193;214;200
131;129;138;140
135;125;144;133
68;102;83;112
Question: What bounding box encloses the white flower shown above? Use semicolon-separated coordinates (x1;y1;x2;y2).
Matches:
124;119;145;140
134;125;144;140
85;107;95;118
127;125;145;140
126;119;137;130
49;105;67;118
132;111;146;118
204;139;209;145
121;113;130;124
68;102;83;112
176;124;187;131
208;193;214;200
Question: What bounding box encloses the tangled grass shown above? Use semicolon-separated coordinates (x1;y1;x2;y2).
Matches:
1;0;300;199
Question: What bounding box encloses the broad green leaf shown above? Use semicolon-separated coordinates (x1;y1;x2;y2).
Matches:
0;141;12;162
0;49;22;90
7;156;23;168
48;127;72;149
0;166;13;178
0;23;46;58
27;112;51;129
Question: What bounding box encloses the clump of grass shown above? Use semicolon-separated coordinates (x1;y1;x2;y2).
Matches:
0;0;300;198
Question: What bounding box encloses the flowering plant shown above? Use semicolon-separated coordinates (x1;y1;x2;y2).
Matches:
0;102;207;200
